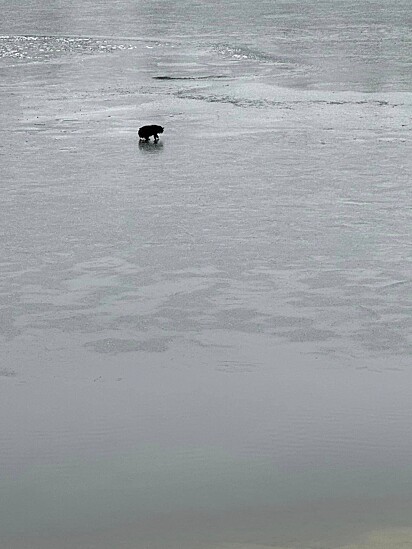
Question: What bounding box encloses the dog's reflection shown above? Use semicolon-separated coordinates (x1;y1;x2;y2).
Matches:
138;140;164;153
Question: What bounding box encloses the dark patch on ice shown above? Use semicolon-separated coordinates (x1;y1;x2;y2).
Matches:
377;279;411;293
175;90;277;109
37;314;105;334
217;360;258;373
85;337;172;354
0;308;21;339
353;325;411;354
0;369;17;378
358;305;380;320
284;328;338;342
211;307;270;333
154;75;229;80
189;338;232;349
271;315;313;328
175;90;396;110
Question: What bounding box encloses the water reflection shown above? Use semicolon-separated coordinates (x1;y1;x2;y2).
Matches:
138;140;164;153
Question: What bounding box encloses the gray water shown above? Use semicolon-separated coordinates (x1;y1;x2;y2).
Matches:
1;1;412;548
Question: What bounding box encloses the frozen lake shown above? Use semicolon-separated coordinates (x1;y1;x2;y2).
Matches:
1;1;412;548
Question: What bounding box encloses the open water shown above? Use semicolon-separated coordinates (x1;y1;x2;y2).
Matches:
1;1;411;548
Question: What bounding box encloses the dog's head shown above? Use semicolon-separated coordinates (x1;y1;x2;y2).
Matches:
158;126;164;134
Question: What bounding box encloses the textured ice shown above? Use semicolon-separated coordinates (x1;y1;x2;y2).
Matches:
1;1;412;548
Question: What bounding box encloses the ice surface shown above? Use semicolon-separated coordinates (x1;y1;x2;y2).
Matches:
0;1;411;547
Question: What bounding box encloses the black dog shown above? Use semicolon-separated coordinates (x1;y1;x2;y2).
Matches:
138;125;164;142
